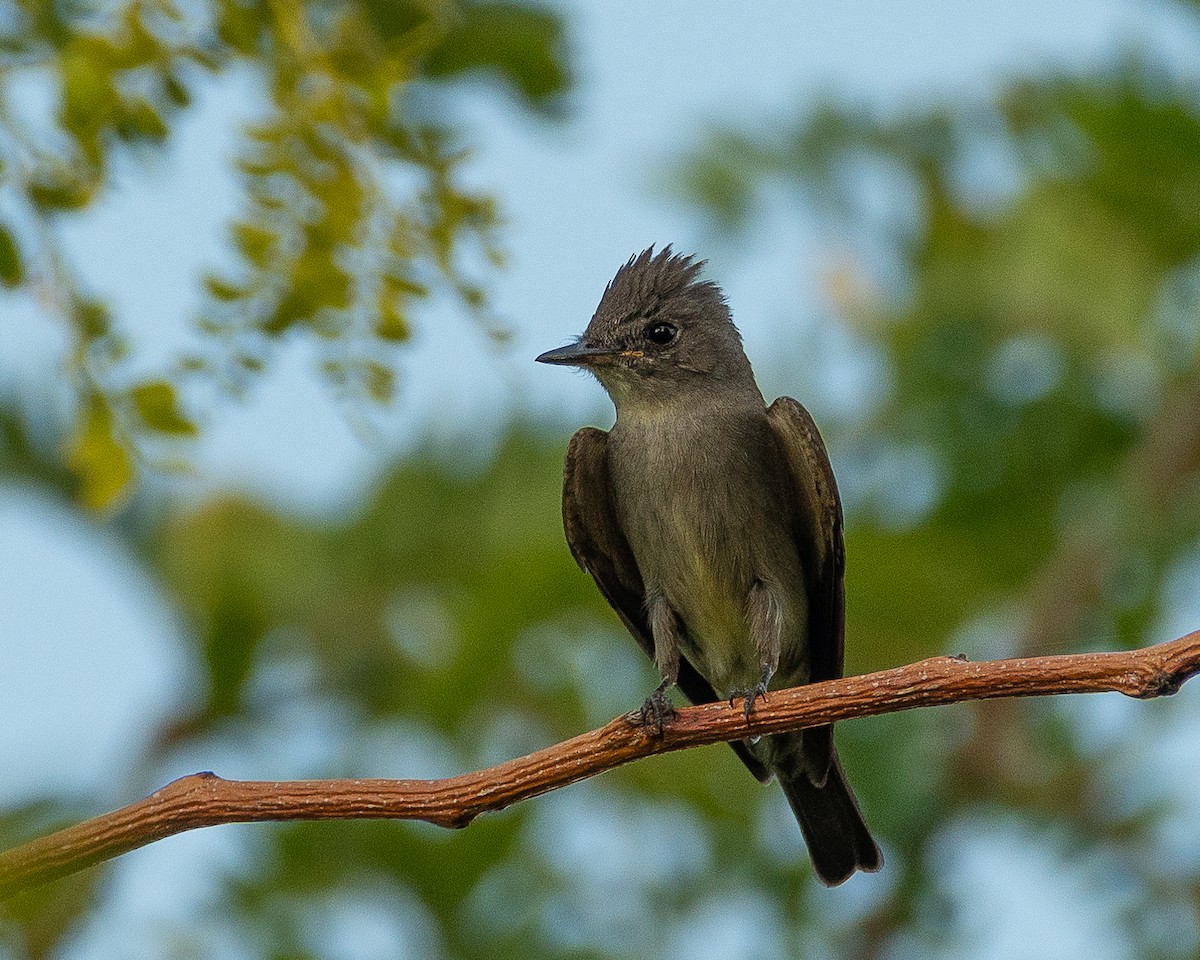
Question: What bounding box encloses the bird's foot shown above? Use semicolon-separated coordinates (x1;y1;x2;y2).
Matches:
637;682;676;736
729;669;772;722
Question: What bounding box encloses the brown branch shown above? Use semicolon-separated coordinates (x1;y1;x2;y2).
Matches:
4;630;1200;899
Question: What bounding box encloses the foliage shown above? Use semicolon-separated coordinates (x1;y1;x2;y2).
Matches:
3;3;1200;960
0;0;569;508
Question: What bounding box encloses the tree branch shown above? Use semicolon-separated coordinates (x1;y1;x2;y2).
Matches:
4;630;1199;899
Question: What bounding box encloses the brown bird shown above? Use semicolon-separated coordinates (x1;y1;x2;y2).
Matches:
537;247;881;885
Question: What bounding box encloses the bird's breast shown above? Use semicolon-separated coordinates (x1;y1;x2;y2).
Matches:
608;408;803;688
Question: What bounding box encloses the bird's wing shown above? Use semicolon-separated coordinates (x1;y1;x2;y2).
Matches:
562;427;771;783
562;428;648;650
765;397;846;686
766;397;846;784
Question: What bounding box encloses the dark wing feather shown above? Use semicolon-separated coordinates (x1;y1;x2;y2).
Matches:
562;427;770;783
766;397;846;782
765;397;845;681
562;428;647;647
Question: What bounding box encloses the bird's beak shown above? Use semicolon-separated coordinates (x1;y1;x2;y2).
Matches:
535;341;620;367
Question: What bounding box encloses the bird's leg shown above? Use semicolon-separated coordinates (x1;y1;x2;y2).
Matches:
638;596;680;734
638;677;675;735
730;580;781;721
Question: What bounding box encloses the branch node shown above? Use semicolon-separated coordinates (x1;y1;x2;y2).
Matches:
1132;667;1188;699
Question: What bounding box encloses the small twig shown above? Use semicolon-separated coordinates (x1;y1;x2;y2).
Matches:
3;630;1198;899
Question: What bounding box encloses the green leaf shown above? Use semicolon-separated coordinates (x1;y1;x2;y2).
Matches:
232;222;278;268
130;380;198;436
67;395;135;511
204;273;250;301
116;98;169;142
163;71;192;108
60;51;118;132
376;277;412;342
424;2;570;111
264;250;353;333
357;0;437;43
375;303;409;343
73;299;111;340
214;0;262;55
0;223;23;288
363;360;395;402
28;173;95;211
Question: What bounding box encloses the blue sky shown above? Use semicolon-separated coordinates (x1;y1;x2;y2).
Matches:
3;0;1200;954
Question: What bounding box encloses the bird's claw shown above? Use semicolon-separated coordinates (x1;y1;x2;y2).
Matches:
729;680;769;722
638;685;676;736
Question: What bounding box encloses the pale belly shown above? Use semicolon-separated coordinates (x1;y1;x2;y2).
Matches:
659;516;758;689
610;423;809;695
614;405;811;696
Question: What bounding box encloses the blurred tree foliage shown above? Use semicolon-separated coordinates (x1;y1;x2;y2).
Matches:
0;0;568;508
4;4;1200;960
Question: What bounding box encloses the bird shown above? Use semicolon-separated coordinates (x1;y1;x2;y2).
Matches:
536;246;881;886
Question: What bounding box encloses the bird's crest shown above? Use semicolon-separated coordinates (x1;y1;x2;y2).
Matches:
593;245;725;327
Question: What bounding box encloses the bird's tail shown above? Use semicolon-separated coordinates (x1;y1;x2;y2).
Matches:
774;730;882;886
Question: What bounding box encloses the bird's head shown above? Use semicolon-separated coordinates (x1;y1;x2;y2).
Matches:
536;246;756;411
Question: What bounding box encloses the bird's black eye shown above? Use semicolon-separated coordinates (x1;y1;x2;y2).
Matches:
645;322;677;345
